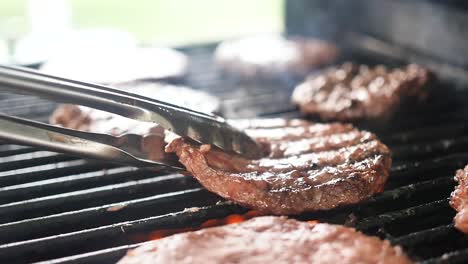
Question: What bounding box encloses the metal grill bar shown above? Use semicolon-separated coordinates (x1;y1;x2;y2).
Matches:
0;173;200;223
356;200;452;231
422;249;468;264
391;136;468;161
295;177;455;225
34;243;145;264
0;188;217;243
390;153;468;182
0;146;37;158
382;123;468;145
0;152;78;172
394;224;455;246
0;160;115;187
0;203;246;263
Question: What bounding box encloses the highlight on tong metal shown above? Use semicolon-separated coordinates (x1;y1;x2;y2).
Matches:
0;64;262;170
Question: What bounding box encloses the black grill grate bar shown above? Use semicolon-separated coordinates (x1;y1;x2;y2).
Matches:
390;153;468;180
393;224;455;246
0;153;456;258
0;152;78;173
0;174;452;244
370;177;453;204
355;199;450;231
0;146;38;158
0;203;247;263
297;177;454;224
0;143;27;149
0;165;132;187
0;160;115;187
393;224;468;262
390;136;468;161
381;123;468;145
356;104;467;133
0;188;216;243
386;155;465;189
0;166;161;203
0;151;61;163
0;166;136;195
34;242;145;264
421;248;468;264
388;111;468;131
0;173;198;223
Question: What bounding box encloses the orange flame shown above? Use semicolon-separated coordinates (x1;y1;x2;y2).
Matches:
131;211;319;243
132;210;264;242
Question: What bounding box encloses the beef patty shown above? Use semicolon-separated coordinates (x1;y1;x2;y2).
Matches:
166;118;391;215
215;35;338;80
117;216;412;264
50;82;220;161
292;63;433;121
450;165;468;233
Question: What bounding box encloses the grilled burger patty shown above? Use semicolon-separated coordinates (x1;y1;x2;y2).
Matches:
117;216;412;264
292;63;433;121
450;165;468;233
166;118;391;215
215;35;338;79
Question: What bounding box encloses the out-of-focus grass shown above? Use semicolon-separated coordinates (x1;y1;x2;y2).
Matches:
0;0;29;35
0;0;283;44
71;0;284;44
0;0;27;18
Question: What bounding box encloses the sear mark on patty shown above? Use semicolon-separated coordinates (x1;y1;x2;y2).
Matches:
166;118;392;215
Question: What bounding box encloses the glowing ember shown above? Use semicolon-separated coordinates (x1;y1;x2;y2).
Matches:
131;211;319;243
148;227;195;240
132;211;264;242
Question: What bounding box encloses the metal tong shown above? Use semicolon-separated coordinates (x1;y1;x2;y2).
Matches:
0;65;262;170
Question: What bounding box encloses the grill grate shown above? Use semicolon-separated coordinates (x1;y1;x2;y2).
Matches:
0;44;468;263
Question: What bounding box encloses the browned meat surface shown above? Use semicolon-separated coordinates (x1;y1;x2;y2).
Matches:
450;165;468;233
215;36;338;79
166;118;391;215
292;63;433;121
117;216;412;264
50;82;220;161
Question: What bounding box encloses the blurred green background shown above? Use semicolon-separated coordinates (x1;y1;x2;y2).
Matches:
0;0;284;44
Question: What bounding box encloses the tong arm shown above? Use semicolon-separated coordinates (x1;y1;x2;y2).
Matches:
0;114;184;170
0;65;262;159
